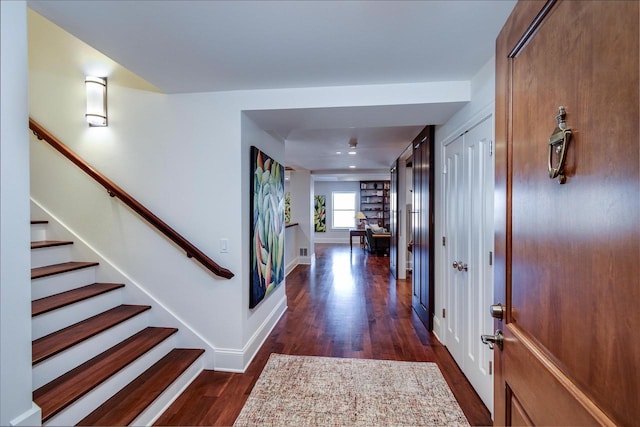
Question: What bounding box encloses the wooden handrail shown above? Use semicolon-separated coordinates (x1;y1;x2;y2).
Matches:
29;118;234;279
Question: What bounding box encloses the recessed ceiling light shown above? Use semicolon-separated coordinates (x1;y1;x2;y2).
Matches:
349;165;356;169
336;151;342;154
348;151;356;155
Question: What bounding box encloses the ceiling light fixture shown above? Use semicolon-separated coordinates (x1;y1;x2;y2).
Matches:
347;137;358;155
349;165;356;169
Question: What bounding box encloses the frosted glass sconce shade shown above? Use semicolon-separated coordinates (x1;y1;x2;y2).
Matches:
85;76;107;126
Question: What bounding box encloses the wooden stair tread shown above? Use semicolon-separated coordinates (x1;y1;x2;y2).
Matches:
32;304;151;365
31;261;99;280
31;240;73;249
32;283;125;317
78;348;204;426
34;327;178;423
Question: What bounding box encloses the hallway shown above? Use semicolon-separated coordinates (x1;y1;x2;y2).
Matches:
156;243;491;426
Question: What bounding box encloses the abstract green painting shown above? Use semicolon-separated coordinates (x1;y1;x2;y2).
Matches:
250;147;285;309
314;195;326;232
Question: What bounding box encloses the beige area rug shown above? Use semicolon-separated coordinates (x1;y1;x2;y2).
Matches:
233;354;470;426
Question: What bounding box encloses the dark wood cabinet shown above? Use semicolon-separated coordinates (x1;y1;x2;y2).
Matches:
389;161;398;278
411;126;434;330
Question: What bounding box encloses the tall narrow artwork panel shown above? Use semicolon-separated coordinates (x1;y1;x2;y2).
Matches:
285;192;291;224
250;147;285;309
314;195;326;232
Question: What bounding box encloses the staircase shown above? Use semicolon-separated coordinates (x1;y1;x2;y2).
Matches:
30;220;205;426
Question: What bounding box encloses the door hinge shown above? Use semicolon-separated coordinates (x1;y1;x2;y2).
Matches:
489;140;494;156
442;308;446;318
442;236;446;246
489;251;493;266
489;361;493;375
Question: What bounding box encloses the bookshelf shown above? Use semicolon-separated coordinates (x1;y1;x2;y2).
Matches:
359;180;390;228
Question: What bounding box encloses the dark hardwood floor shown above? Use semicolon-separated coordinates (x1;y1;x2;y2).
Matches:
156;243;492;426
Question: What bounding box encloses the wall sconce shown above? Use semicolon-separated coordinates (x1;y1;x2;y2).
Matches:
85;76;107;127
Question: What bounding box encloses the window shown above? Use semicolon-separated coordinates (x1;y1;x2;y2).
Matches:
332;191;356;229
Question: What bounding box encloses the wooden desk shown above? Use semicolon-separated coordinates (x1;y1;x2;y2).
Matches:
349;229;366;251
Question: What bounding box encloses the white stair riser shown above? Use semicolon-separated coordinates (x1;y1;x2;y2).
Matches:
31;245;73;269
31;223;47;241
132;354;204;426
31;268;97;300
32;290;123;340
33;312;150;390
43;335;177;427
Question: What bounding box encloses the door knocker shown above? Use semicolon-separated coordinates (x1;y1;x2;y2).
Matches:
548;106;572;184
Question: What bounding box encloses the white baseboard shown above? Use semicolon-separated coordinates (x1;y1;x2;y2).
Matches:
285;256;298;276
212;348;244;373
432;315;444;344
10;403;41;427
298;255;312;265
214;294;287;372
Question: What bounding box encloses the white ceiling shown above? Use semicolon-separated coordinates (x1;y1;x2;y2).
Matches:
28;0;516;178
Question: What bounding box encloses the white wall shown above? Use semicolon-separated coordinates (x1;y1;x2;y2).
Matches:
289;170;313;264
284;224;299;275
1;2;41;426
27;10;472;372
314;181;361;243
239;114;288;370
432;57;496;342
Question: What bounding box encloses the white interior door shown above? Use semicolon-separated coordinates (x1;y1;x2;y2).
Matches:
462;117;494;412
443;117;494;413
444;134;466;365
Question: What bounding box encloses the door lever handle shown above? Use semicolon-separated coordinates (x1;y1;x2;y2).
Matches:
457;261;468;271
481;329;504;350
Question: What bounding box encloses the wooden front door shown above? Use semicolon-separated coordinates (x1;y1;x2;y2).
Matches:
494;1;639;425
